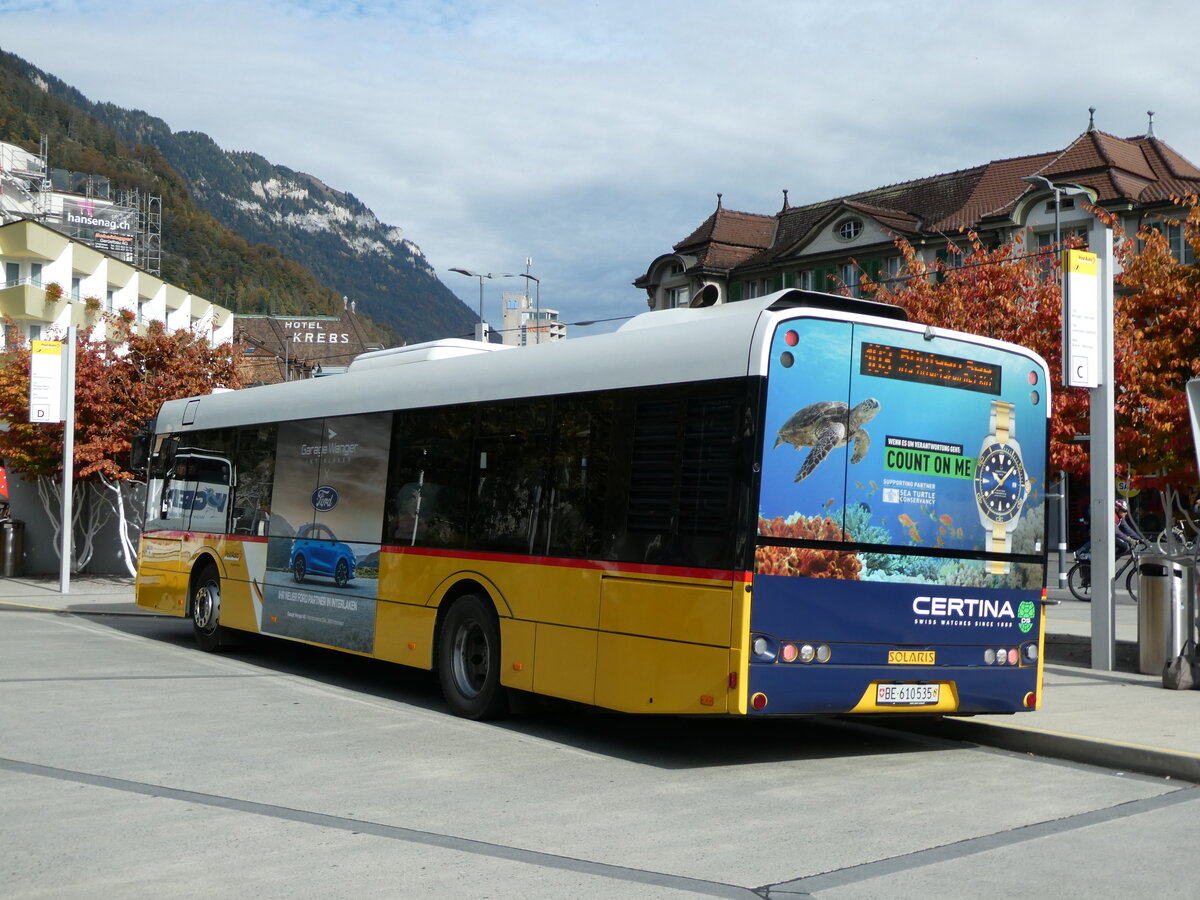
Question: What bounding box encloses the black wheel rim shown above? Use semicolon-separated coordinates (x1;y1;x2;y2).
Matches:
450;618;489;699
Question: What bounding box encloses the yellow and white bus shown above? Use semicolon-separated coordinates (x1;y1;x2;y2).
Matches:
134;290;1050;719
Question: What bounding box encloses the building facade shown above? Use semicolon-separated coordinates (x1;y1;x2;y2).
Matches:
635;117;1200;310
0;218;232;348
500;291;566;345
234;306;383;384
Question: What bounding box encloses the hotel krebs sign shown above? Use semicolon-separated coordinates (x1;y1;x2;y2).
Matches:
283;320;353;345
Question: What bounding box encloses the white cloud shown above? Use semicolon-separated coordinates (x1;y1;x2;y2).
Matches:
3;0;1199;331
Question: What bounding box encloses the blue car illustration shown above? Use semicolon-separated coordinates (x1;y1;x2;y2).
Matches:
289;523;356;587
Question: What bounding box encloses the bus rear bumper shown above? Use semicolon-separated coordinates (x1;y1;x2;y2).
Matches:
745;665;1039;716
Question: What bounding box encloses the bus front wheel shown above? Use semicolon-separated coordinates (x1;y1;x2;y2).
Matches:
437;594;508;720
191;564;223;652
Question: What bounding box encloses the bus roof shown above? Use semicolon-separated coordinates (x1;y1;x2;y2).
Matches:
154;291;1038;434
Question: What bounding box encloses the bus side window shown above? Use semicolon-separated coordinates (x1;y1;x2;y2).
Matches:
231;425;276;536
385;408;470;549
541;393;612;558
470;399;549;554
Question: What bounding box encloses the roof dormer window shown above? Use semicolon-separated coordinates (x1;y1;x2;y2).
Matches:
836;218;863;242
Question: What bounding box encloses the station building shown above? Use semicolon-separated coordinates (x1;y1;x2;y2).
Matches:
636;115;1200;311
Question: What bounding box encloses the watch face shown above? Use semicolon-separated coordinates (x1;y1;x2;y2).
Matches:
974;442;1027;523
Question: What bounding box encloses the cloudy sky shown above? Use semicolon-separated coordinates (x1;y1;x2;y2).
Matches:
3;0;1198;335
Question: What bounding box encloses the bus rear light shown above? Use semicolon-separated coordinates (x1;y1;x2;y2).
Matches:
799;644;816;663
699;695;714;706
781;642;799;663
751;692;768;710
728;672;738;689
816;644;832;663
1023;692;1037;708
1007;649;1018;665
751;635;777;662
1022;643;1038;664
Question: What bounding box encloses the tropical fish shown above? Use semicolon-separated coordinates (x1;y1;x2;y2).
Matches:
939;526;947;535
939;513;953;526
855;481;864;490
908;527;922;542
898;513;915;528
825;497;835;509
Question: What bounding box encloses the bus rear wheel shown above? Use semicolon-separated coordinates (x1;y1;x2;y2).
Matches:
191;563;224;652
437;594;508;720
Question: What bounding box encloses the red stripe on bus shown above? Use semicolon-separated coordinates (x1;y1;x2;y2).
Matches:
142;530;268;544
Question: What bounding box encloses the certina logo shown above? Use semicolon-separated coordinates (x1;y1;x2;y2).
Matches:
912;594;1015;623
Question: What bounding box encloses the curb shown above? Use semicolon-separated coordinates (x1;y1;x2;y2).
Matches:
900;715;1200;784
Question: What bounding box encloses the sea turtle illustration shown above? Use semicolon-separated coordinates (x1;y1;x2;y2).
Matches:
774;398;881;482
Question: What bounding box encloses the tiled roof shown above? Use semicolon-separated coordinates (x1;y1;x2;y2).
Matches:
674;206;776;269
653;129;1200;280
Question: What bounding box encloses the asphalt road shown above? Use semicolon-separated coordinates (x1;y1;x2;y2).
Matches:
3;608;1198;899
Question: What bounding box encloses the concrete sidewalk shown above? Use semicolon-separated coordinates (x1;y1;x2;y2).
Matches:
3;574;1199;782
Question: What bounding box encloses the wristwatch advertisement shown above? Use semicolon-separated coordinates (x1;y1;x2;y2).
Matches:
973;400;1029;574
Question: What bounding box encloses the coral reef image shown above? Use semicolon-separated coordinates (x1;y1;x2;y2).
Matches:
755;515;862;579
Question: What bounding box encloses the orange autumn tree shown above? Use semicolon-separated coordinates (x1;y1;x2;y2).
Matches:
860;229;1114;476
0;295;241;573
861;208;1200;535
1112;194;1200;497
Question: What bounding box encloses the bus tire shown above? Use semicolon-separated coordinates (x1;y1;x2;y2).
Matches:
191;563;224;652
437;594;508;720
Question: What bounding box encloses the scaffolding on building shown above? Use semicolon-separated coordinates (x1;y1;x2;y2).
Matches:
0;134;161;274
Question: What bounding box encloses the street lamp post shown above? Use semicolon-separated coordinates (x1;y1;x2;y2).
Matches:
517;272;541;344
1022;175;1094;596
449;268;516;342
1023;174;1116;670
1021;175;1092;251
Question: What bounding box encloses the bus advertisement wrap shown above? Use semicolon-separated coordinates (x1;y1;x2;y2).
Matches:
261;414;391;652
758;318;1046;588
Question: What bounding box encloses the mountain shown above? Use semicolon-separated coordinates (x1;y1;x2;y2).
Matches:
0;49;477;344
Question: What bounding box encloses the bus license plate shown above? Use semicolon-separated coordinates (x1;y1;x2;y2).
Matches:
877;683;939;706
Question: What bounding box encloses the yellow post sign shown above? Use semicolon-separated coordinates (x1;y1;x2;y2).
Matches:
29;340;64;423
1064;249;1100;388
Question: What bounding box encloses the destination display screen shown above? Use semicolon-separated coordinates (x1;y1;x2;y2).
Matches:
859;342;1001;395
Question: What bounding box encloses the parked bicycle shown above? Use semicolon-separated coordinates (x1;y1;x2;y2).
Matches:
1066;539;1148;602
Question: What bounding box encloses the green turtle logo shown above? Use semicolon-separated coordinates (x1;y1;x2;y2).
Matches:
1017;600;1036;634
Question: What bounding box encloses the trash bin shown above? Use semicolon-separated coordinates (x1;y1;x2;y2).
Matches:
0;519;24;577
1137;555;1188;675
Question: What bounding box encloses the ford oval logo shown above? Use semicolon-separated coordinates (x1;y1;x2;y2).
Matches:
311;485;339;512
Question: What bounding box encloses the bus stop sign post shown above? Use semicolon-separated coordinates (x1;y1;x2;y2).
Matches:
1078;230;1117;670
59;328;76;595
28;333;75;593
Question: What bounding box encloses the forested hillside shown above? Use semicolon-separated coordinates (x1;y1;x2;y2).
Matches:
0;50;476;344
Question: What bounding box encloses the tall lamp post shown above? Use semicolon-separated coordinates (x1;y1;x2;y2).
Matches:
1021;175;1094;595
449;268;516;342
1023;174;1116;670
517;272;541;344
